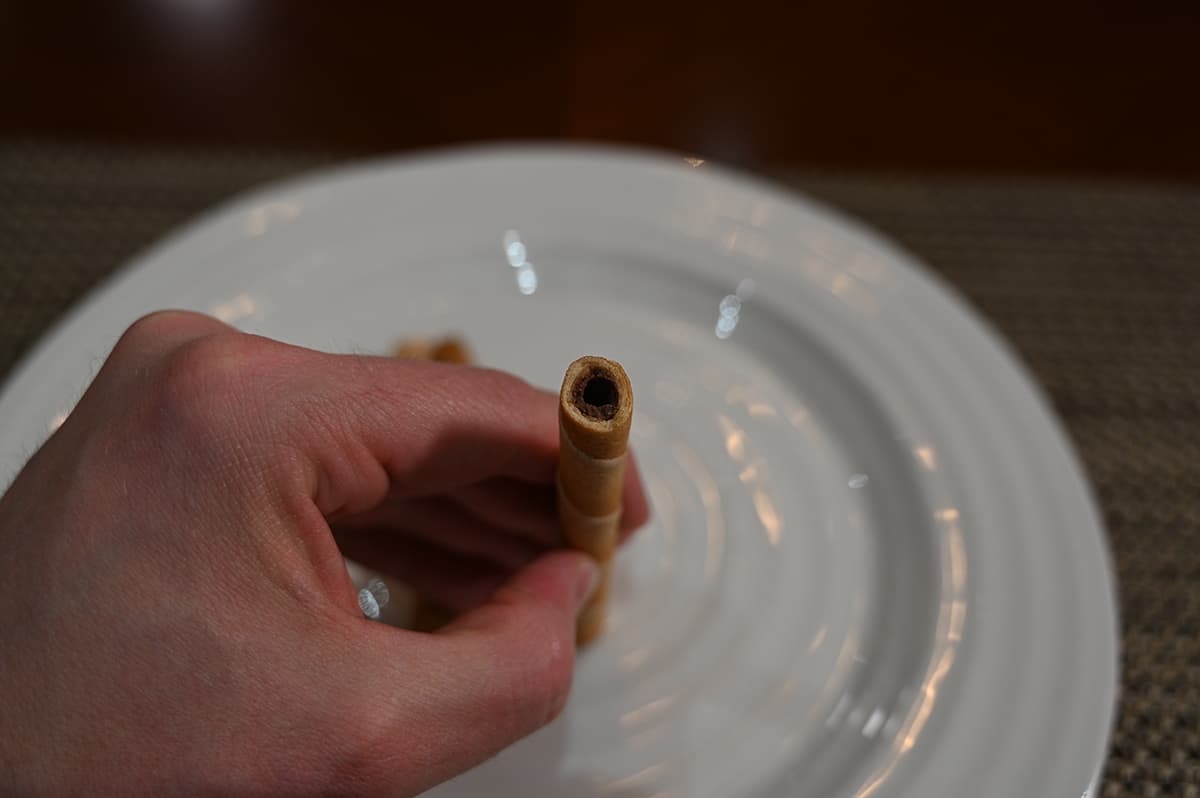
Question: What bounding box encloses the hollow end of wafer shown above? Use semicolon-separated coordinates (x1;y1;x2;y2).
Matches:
559;356;633;460
572;367;620;421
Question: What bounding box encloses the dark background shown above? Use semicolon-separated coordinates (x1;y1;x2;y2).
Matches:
2;1;1198;178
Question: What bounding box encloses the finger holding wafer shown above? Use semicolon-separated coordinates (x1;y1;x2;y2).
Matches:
392;334;475;631
381;341;640;644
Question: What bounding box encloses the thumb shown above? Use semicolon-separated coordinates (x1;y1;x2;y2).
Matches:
342;551;599;795
437;549;599;732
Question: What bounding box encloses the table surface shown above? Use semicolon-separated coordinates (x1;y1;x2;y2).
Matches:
1;141;1196;796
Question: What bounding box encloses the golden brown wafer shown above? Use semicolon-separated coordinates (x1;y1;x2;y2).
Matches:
557;356;633;643
431;337;472;364
393;336;473;364
393;339;436;360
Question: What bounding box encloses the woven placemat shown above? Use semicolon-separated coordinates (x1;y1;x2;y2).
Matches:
1;142;1196;795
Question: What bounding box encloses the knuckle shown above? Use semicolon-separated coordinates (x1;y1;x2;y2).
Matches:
148;333;270;436
114;310;221;358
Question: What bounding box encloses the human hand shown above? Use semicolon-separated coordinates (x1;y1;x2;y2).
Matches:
0;311;649;796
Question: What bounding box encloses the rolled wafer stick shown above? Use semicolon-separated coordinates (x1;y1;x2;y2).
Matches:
393;336;472;363
557;356;633;644
431;338;472;364
393;338;436;360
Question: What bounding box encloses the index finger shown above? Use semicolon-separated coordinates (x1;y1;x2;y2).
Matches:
278;350;649;530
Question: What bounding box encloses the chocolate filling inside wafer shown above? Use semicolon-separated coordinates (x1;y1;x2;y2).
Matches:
573;369;619;421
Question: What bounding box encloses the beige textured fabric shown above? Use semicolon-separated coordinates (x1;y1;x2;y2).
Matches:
1;142;1196;795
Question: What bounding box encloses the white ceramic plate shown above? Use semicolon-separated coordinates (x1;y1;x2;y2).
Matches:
0;147;1117;797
